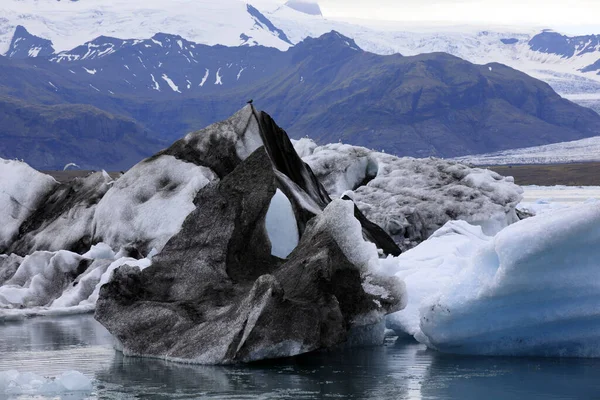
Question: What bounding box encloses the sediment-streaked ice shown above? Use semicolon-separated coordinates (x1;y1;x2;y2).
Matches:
0;243;153;320
0;159;57;252
92;155;217;255
296;141;522;250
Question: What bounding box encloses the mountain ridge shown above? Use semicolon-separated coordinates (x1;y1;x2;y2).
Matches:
2;30;600;169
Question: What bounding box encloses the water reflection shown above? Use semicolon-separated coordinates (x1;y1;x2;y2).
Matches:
0;314;113;353
422;352;600;400
2;315;600;399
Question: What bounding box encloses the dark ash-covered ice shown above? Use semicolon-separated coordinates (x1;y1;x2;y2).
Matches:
95;106;405;363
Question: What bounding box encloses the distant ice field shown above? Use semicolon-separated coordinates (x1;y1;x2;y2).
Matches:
519;185;600;215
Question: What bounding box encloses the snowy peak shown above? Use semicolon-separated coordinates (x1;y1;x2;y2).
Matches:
0;0;293;53
528;31;600;59
6;25;55;59
245;4;293;45
52;36;134;62
284;0;323;16
291;31;362;60
527;30;600;74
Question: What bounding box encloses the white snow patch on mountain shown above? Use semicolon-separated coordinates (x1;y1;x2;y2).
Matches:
150;74;160;91
237;66;245;80
161;73;180;93
27;47;41;57
200;68;209;86
215;67;223;85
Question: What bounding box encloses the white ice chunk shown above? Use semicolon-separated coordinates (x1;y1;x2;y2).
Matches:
0;370;92;395
291;138;317;158
82;242;115;260
0;158;57;250
418;203;600;357
381;220;491;338
302;143;523;249
265;189;299;258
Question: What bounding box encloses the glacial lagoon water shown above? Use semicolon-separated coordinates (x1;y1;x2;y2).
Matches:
1;314;600;400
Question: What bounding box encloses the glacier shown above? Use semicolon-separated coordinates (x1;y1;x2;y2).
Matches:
454;135;600;165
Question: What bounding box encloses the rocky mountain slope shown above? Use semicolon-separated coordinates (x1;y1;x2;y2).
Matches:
2;31;600;169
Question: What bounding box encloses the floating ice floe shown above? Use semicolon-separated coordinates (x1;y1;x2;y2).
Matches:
94;107;405;364
0;370;92;395
0;243;153;321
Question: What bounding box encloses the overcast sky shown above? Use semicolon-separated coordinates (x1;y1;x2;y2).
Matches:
317;0;600;34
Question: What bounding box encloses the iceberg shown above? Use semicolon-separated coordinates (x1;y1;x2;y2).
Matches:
404;203;600;357
0;105;540;361
0;243;153;320
0;159;57;252
95;108;405;364
382;221;491;338
297;141;523;251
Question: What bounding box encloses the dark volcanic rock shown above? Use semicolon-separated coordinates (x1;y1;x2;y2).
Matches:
95;108;405;364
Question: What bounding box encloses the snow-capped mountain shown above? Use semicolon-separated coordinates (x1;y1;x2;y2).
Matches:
4;0;600;105
263;8;600;98
0;0;600;105
0;0;293;55
47;30;287;95
3;30;600;170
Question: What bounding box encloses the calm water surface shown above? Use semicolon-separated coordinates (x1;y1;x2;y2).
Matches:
1;314;599;400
